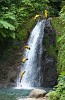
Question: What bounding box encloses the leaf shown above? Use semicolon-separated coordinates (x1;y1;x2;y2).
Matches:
0;20;15;31
1;31;6;37
10;32;15;39
57;34;65;42
3;12;16;20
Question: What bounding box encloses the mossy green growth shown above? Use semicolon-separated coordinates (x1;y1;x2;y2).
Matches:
16;18;36;40
43;31;57;59
47;44;57;58
49;17;65;100
49;73;65;100
51;17;65;73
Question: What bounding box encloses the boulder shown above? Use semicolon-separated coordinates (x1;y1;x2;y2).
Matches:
29;89;47;98
45;93;49;97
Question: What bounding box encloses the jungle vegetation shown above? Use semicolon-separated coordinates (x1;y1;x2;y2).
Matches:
49;1;65;100
0;0;65;100
0;0;63;41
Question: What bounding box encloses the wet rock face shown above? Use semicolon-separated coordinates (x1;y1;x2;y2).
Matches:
41;19;58;87
42;56;58;87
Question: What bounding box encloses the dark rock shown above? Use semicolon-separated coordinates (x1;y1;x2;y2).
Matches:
40;18;58;87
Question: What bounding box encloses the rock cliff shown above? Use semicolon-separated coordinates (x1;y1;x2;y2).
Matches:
40;19;58;87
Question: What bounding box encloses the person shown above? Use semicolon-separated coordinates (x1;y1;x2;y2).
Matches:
44;10;48;19
20;71;25;82
22;58;28;63
25;45;30;50
34;14;40;20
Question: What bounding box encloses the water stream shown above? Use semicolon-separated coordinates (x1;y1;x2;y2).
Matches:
17;20;45;89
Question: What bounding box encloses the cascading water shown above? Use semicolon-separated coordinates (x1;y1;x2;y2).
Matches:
17;20;45;89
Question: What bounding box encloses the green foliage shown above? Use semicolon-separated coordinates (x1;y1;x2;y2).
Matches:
0;19;16;39
0;0;64;41
48;0;62;17
60;6;65;22
49;6;65;99
16;19;35;40
0;20;16;39
49;73;65;100
57;7;65;72
0;0;50;41
61;1;65;8
0;20;15;31
0;0;18;40
51;17;65;72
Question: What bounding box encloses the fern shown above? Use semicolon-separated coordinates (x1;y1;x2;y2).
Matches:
3;12;16;20
0;31;6;37
0;20;15;31
0;19;16;39
10;32;15;39
0;29;15;39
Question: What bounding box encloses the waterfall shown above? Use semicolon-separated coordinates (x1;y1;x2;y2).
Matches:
17;20;45;89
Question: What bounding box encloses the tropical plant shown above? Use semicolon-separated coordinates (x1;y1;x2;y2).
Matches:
49;72;65;100
60;6;65;22
49;4;65;99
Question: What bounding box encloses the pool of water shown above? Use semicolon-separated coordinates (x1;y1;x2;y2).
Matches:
0;87;52;100
0;88;32;100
